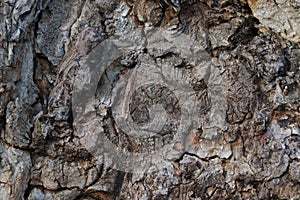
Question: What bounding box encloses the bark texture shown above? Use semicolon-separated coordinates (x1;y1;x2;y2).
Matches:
0;0;299;199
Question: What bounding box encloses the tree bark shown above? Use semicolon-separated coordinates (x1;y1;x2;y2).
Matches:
0;0;299;199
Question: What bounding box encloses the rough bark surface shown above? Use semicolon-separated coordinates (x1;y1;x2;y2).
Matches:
0;0;299;199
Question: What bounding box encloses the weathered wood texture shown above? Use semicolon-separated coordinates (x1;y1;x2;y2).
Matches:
0;0;299;199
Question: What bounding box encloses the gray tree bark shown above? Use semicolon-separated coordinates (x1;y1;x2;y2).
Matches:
0;0;299;199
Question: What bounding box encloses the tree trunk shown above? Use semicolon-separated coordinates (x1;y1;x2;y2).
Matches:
0;0;299;199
